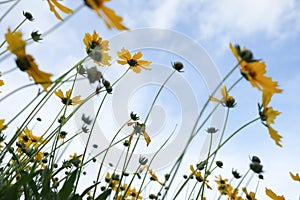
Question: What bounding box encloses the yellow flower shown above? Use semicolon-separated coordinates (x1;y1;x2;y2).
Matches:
128;187;142;199
0;71;4;93
148;169;164;186
84;0;128;30
209;86;236;108
215;175;233;196
47;0;73;20
127;122;151;146
190;165;212;189
289;172;300;181
55;89;83;106
117;48;152;73
0;119;7;131
265;188;285;200
259;90;282;147
5;29;52;91
83;30;111;66
230;43;282;94
242;187;256;200
18;127;44;148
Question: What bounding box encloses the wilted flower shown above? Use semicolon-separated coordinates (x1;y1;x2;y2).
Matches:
148;169;164;186
23;11;34;21
209;86;236;108
259;90;282;147
31;31;42;42
82;125;89;133
130;112;140;121
232;169;242;179
139;155;148;165
242;188;256;200
249;156;263;174
82;114;93;125
5;29;52;91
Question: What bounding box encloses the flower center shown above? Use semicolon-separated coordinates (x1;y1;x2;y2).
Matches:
127;59;138;67
16;56;31;71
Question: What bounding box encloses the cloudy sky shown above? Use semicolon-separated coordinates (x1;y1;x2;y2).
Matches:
1;0;300;199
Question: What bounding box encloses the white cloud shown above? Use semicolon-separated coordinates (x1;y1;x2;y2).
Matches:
196;0;300;40
120;0;300;42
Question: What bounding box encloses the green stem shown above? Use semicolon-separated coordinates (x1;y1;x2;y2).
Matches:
144;69;176;124
0;0;21;22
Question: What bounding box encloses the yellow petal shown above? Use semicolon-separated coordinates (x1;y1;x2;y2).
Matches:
265;107;281;125
221;86;227;99
47;0;63;20
5;29;26;56
137;60;152;67
265;188;285;200
133;52;143;60
117;60;128;65
209;96;221;103
50;0;73;14
55;89;64;99
267;126;282;147
262;89;273;108
289;172;300;181
117;48;131;60
101;5;128;30
25;55;52;91
229;42;240;62
131;66;142;74
143;131;151;146
66;90;71;98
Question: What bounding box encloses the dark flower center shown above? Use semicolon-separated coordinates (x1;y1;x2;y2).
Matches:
62;98;72;105
16;56;31;71
127;59;138;67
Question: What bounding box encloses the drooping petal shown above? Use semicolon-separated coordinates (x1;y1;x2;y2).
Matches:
47;0;73;20
289;172;300;181
5;29;26;57
262;89;273;109
267;126;282;147
265;107;281;125
101;5;128;30
47;0;63;20
265;188;285;200
25;55;52;91
55;89;64;99
50;0;73;14
143;131;151;146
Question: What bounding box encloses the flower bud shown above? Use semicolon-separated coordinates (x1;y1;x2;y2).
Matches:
172;62;184;72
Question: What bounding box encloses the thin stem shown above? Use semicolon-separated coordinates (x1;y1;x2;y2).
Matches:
0;0;21;22
144;70;176;124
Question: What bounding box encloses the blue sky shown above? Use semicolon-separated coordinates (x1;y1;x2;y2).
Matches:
1;0;300;199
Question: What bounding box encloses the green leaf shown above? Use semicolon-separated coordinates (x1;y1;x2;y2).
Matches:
58;169;78;200
95;189;112;200
40;168;52;198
